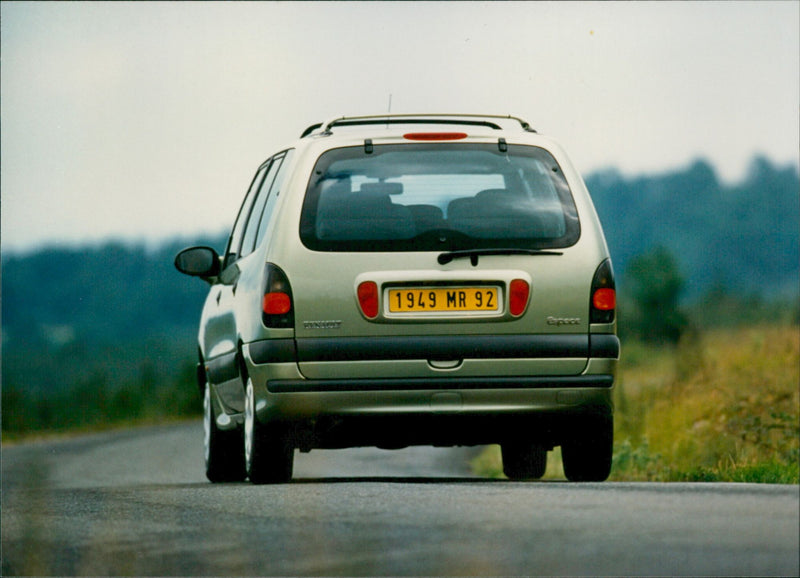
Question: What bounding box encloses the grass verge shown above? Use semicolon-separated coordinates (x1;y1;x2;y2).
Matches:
472;324;799;483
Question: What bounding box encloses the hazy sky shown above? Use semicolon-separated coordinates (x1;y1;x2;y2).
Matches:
2;1;798;252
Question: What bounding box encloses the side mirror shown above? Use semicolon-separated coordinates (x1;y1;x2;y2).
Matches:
174;246;221;279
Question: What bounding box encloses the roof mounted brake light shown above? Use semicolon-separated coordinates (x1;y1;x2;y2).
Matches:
403;132;468;141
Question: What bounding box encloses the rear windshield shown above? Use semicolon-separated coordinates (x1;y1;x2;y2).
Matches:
300;143;580;252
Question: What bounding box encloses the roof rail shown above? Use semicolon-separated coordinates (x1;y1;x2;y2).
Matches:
300;114;536;138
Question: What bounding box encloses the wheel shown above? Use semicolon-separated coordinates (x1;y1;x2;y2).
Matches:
561;414;613;482
245;378;294;484
501;442;547;480
204;382;246;483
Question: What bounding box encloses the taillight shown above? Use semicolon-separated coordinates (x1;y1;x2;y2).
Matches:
263;293;291;315
593;289;616;311
403;132;468;141
262;264;294;328
590;259;616;324
509;279;530;317
357;281;379;319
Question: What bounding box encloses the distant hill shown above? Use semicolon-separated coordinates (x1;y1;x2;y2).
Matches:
1;234;228;399
586;156;799;300
2;234;228;345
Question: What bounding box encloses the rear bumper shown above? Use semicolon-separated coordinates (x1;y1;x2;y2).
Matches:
242;335;617;449
257;383;613;450
260;375;613;419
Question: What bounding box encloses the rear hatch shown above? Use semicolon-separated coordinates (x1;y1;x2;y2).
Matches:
288;138;595;379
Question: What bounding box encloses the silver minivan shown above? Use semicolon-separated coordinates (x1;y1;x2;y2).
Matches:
176;114;619;483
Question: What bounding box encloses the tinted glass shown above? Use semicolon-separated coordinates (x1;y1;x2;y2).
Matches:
224;163;270;267
255;150;295;248
300;144;580;252
241;156;283;257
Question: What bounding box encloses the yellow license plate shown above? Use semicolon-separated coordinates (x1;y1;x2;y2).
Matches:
388;287;500;313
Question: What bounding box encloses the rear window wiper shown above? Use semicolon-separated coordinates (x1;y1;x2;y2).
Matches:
437;248;563;265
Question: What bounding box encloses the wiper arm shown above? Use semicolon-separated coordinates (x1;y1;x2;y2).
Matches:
437;248;563;265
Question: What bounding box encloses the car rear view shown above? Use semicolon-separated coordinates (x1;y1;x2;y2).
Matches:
177;114;618;484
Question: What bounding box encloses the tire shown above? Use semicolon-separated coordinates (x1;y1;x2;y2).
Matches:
501;442;547;480
561;414;613;482
245;378;294;484
204;382;246;483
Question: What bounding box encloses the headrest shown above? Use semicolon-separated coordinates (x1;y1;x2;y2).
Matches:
360;182;404;196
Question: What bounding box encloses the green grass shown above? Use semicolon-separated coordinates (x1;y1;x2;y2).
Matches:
675;460;800;484
614;325;799;483
473;324;800;484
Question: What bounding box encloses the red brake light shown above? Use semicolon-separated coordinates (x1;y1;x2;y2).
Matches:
262;264;294;328
263;292;292;315
509;279;530;317
592;288;616;311
403;132;468;141
357;281;379;319
590;259;616;324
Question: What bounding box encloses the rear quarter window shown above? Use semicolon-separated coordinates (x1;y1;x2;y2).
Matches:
300;143;580;252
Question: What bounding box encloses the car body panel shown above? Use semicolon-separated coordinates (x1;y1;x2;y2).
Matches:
179;115;619;479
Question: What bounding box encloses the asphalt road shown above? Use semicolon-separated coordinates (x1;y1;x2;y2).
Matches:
3;422;798;576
